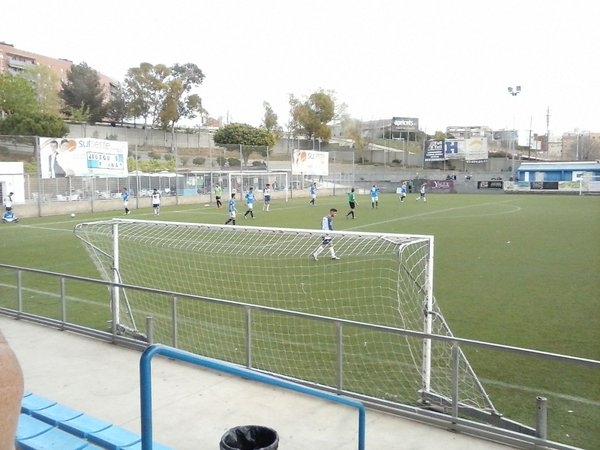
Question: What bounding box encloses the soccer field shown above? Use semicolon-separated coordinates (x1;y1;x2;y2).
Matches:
1;193;599;448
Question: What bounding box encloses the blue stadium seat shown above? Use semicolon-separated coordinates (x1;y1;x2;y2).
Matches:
58;414;113;438
16;414;53;440
18;425;90;450
121;441;174;450
31;403;84;425
18;393;172;450
20;394;57;414
87;426;141;450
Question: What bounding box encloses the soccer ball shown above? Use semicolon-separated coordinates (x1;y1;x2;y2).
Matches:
70;213;76;218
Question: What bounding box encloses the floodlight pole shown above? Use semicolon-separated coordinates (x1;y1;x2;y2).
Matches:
507;85;521;176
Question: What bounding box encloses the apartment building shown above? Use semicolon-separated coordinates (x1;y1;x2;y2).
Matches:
0;41;118;101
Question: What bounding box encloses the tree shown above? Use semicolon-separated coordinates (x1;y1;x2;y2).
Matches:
123;63;170;130
160;63;206;152
60;62;106;123
0;74;38;118
22;65;63;115
261;101;279;158
0;73;67;136
289;89;335;143
345;119;368;164
105;83;128;126
69;102;92;137
0;112;68;137
262;101;278;133
213;123;276;165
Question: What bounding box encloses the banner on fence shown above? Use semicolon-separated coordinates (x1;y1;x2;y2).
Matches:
424;140;444;161
464;138;488;163
291;149;329;176
39;137;128;179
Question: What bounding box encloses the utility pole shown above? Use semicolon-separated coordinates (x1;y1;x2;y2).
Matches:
546;106;551;154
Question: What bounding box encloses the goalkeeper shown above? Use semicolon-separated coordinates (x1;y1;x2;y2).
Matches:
311;208;340;260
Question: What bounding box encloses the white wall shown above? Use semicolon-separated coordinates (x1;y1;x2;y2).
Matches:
0;162;25;203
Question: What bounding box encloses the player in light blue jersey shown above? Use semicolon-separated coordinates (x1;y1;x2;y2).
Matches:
225;192;237;225
308;183;317;206
2;210;18;223
311;208;340;261
399;181;407;202
370;185;380;209
121;187;131;215
243;187;256;219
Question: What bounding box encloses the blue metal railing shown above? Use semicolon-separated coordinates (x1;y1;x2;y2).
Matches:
139;344;366;450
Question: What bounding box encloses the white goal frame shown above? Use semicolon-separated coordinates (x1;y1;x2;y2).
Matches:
74;218;497;420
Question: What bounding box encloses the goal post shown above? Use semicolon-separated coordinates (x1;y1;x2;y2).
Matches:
227;171;289;202
74;218;496;418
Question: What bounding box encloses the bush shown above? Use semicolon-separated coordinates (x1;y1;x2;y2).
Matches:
192;157;205;166
148;150;161;160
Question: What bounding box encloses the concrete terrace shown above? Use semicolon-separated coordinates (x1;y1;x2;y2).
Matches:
1;315;518;450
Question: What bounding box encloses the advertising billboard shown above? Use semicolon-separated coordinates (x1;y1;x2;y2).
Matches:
40;137;128;178
292;149;329;176
391;117;419;132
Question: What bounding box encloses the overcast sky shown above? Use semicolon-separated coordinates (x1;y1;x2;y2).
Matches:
3;0;598;136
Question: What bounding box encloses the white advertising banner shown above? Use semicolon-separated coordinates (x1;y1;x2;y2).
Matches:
39;137;129;178
464;137;488;163
291;149;329;176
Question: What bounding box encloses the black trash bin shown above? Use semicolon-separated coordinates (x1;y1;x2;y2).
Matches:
219;425;279;450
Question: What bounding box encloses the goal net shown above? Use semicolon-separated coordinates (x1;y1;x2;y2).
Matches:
74;219;496;417
227;171;289;202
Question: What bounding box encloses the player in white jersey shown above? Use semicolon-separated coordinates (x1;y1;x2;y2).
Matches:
262;184;271;211
151;189;161;215
416;183;427;202
311;208;340;261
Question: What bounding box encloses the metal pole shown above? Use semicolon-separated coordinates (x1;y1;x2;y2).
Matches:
536;396;547;439
135;144;140;210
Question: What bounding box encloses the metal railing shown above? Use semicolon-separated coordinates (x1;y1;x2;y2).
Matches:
0;263;597;450
140;344;366;450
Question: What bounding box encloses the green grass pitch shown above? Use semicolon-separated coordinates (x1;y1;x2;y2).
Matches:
0;192;598;448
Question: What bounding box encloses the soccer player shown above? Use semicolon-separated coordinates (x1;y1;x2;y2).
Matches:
262;183;271;211
416;183;427;202
121;187;131;215
214;183;223;208
311;208;340;261
151;188;161;215
243;187;255;219
2;210;18;223
399;181;407;202
370;184;380;209
4;191;14;211
345;187;357;219
308;182;317;206
225;192;237;225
